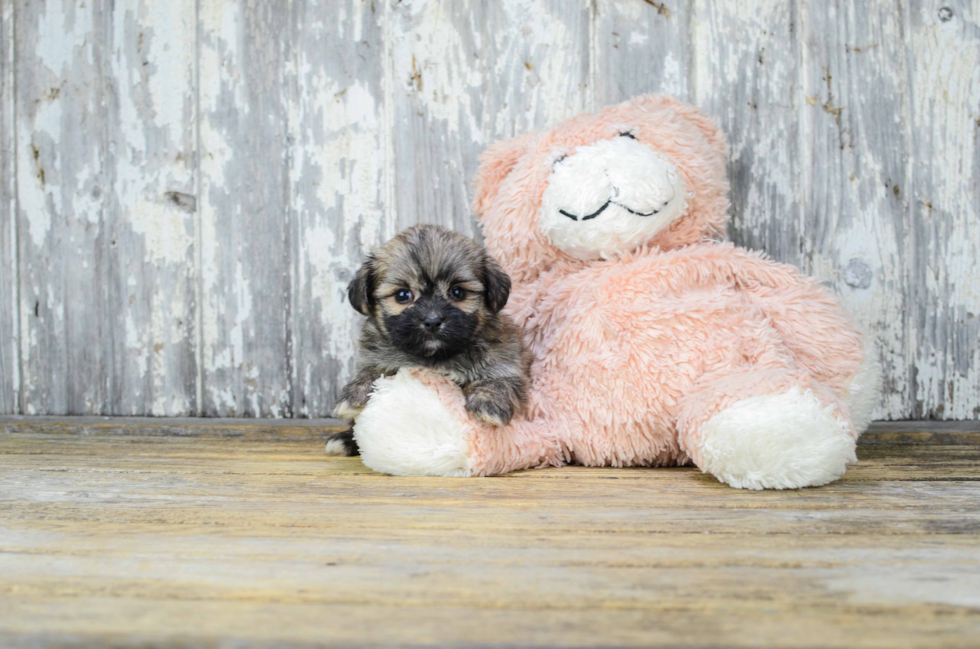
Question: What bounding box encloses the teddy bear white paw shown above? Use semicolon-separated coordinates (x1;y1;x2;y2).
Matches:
694;386;857;490
352;369;474;477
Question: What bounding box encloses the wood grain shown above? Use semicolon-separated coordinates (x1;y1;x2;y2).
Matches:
0;420;978;648
389;0;591;239
907;0;980;419
485;0;592;142
104;0;199;415
694;0;805;277
16;0;111;415
594;0;693;104
388;0;489;236
0;0;16;413
286;0;393;417
801;0;911;418
198;0;292;417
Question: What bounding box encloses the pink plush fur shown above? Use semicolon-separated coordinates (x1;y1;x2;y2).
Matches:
355;95;874;488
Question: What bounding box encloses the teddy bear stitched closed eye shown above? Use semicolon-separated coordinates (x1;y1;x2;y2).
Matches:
347;94;880;489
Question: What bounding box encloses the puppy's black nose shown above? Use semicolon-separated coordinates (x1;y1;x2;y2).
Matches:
422;313;443;331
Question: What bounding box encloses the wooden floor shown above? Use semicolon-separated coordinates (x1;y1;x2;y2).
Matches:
1;418;979;648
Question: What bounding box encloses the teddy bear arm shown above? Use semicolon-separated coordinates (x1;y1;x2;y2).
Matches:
352;368;565;477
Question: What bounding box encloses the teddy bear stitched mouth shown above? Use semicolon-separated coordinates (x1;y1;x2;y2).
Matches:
558;200;662;222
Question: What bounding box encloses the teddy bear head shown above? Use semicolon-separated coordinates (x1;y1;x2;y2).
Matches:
472;95;731;282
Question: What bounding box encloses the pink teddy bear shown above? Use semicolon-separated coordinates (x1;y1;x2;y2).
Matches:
351;95;879;490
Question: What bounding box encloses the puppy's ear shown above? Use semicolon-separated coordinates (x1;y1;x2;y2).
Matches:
348;255;376;315
482;253;511;314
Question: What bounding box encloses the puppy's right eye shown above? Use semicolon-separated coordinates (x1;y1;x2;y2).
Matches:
394;289;413;304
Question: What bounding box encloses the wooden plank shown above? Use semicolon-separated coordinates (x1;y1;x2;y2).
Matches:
0;0;17;414
198;0;291;416
593;0;694;104
103;0;198;415
0;599;975;649
286;0;392;416
0;429;978;647
907;0;980;419
2;435;980;494
693;0;805;269
483;0;591;141
388;0;590;238
800;0;911;419
15;0;110;415
2;434;979;486
388;0;490;236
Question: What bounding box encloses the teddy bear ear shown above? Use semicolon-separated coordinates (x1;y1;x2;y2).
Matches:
471;132;534;218
639;94;727;161
677;103;727;162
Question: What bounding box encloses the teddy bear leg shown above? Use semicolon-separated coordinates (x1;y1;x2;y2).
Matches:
676;369;857;490
351;368;563;477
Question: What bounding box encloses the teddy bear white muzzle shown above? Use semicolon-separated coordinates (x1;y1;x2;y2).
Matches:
539;135;689;260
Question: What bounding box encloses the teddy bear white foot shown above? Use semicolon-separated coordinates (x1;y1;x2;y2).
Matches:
694;386;857;490
352;369;474;477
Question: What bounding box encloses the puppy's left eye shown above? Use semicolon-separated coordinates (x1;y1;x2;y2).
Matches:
394;289;413;304
448;286;466;301
619;131;637;139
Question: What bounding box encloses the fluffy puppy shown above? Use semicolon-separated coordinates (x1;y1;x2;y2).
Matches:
324;224;531;457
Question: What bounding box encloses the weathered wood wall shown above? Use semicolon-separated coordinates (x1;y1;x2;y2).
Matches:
0;0;977;419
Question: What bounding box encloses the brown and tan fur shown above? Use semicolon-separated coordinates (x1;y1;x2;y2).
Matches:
325;224;531;457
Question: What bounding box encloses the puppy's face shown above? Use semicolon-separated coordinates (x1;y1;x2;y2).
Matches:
348;225;511;360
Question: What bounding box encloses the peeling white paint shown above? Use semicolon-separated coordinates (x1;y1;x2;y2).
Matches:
492;0;590;135
101;0;197;416
199;198;221;371
1;0;17;413
393;0;484;139
18;101;60;248
36;0;93;76
304;224;357;362
126;199;193;265
283;1;391;416
660;51;684;95
907;0;980;418
629;32;648;46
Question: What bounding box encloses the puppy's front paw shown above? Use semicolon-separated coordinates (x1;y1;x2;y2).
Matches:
324;429;360;456
334;373;379;422
332;399;365;422
465;392;514;427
